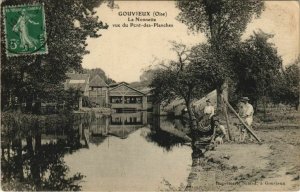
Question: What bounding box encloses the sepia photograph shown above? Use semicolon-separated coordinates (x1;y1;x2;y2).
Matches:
1;0;299;191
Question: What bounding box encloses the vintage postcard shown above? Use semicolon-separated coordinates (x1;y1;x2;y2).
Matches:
1;0;299;191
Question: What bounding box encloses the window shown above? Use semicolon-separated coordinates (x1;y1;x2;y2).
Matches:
111;117;122;125
136;97;142;104
110;96;123;103
124;96;142;104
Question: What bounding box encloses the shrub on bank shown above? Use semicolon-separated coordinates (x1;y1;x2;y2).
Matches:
1;112;94;140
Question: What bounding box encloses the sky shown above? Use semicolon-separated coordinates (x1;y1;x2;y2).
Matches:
82;1;299;83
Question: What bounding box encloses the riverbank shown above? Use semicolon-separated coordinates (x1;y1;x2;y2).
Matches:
77;107;112;114
187;110;300;191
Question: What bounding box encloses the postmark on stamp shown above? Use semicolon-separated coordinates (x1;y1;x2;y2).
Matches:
3;4;48;57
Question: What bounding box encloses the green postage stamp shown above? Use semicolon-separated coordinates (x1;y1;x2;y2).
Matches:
3;4;48;57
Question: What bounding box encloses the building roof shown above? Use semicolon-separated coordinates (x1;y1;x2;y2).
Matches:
64;73;90;92
108;83;119;88
140;87;153;95
89;74;108;87
108;82;129;88
109;82;146;96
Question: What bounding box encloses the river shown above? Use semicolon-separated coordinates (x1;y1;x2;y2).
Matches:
1;111;193;191
65;112;192;191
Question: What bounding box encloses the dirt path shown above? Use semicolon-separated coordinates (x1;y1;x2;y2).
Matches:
187;127;300;191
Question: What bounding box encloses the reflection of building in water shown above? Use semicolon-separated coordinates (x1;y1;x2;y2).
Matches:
111;112;146;125
109;112;147;139
90;116;109;136
77;112;149;141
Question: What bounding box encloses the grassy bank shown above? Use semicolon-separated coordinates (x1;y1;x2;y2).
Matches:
185;109;300;191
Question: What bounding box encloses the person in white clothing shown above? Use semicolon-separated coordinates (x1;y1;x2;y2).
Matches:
241;97;254;126
239;97;254;141
197;99;215;130
203;99;214;119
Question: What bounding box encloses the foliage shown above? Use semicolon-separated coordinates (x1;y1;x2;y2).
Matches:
271;59;300;110
129;80;151;90
189;43;228;88
62;88;82;112
176;0;264;51
230;31;282;108
1;110;88;190
151;43;204;105
176;0;265;111
41;157;84;191
140;69;158;82
82;68;116;84
1;112;71;139
151;43;227;105
150;43;219;129
129;68;162;90
2;139;85;191
82;95;93;108
1;0;108;110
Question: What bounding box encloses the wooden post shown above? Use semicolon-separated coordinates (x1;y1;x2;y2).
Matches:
220;81;231;141
221;95;231;141
223;98;262;143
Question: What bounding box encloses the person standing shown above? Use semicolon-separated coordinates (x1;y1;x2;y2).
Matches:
203;99;215;119
239;97;254;141
241;97;254;126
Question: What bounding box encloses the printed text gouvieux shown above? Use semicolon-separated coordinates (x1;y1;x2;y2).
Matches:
118;11;151;16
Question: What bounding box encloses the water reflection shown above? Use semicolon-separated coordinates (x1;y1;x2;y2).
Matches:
64;112;193;191
1;123;84;191
2;112;197;191
145;116;190;151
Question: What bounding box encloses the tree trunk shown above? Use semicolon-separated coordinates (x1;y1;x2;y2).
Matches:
34;133;41;154
7;140;12;181
217;87;222;112
221;96;231;141
218;80;231;140
185;100;197;131
217;80;229;111
26;136;33;155
15;138;24;180
31;134;42;190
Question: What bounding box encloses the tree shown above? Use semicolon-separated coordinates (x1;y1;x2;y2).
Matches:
1;0;109;111
176;0;265;109
284;63;300;110
82;68;116;84
151;43;216;129
232;30;282;112
271;59;300;110
129;68;162;90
